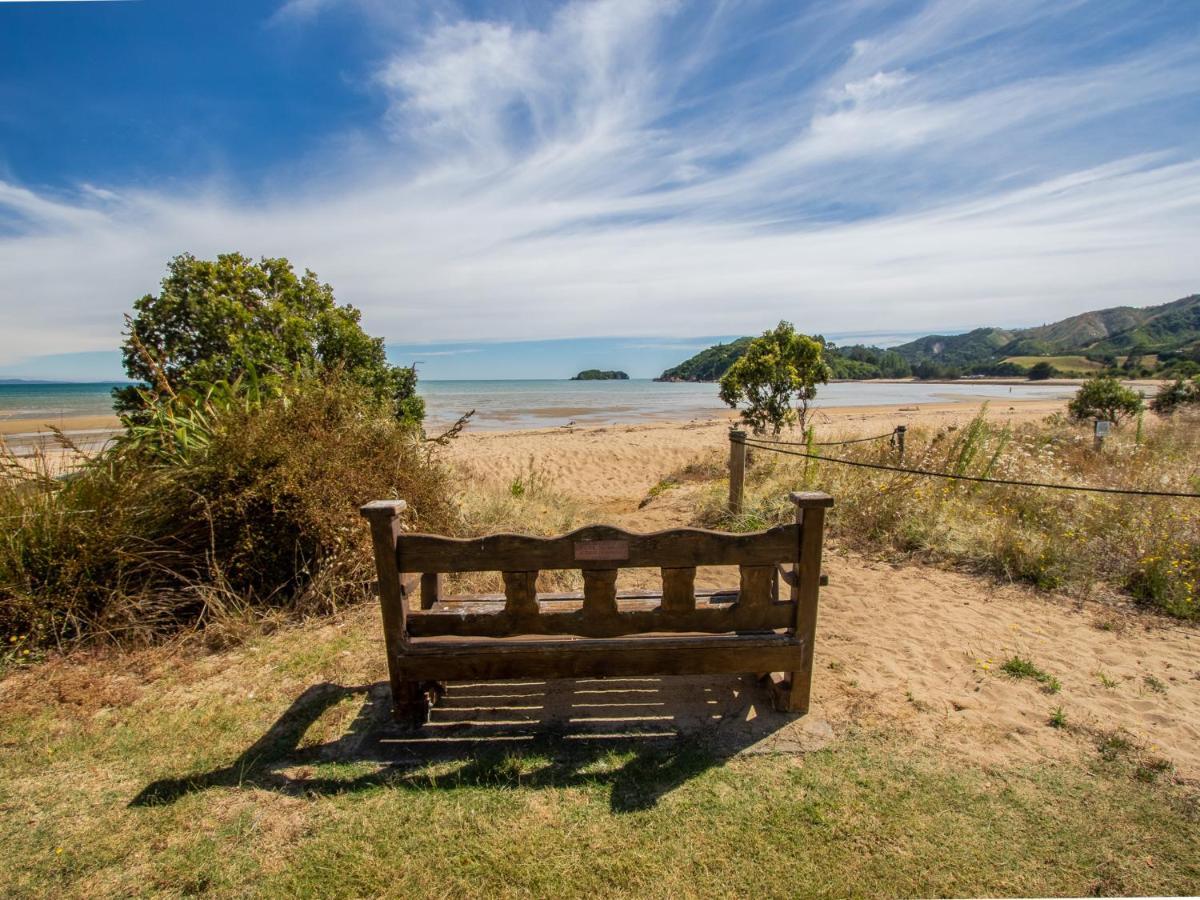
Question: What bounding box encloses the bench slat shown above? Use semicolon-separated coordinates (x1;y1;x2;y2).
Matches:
393;633;806;681
405;596;795;638
397;524;800;572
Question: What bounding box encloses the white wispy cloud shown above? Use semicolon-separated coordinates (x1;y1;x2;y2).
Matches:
0;0;1198;366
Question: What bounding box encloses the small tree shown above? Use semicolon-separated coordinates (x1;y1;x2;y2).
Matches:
114;253;424;425
718;321;831;435
1027;361;1057;380
1067;375;1143;425
1150;376;1200;416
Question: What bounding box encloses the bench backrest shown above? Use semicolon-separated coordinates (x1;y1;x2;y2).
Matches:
361;493;832;643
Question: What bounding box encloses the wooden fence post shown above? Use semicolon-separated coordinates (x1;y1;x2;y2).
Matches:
894;425;906;460
728;429;747;515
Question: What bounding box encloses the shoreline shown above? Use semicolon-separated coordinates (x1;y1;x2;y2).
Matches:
0;377;1164;440
1;392;1090;444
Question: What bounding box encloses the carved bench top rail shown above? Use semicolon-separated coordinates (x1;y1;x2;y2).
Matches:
396;523;801;573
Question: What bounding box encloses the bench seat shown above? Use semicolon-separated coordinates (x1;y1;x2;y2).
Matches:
394;633;805;681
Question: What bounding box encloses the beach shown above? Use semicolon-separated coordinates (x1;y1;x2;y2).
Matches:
0;376;1090;451
445;393;1081;509
16;383;1194;778
440;390;1200;780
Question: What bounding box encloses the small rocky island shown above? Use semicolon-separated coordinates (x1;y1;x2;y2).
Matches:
571;369;629;381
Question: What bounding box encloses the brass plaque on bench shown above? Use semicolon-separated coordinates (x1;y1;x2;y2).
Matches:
574;539;629;561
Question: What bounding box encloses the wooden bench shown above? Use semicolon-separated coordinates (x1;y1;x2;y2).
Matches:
360;491;833;725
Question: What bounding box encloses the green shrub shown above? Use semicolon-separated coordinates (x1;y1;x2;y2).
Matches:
1128;546;1198;620
1150;377;1200;417
1027;361;1057;380
115;252;424;426
1;379;456;648
1068;376;1143;425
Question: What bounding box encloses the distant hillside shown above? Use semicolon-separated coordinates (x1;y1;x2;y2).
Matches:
657;337;910;382
655;294;1200;381
894;294;1200;366
656;338;752;381
890;328;1015;368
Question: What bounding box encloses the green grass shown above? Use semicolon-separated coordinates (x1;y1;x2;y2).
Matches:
1;618;1198;898
1002;355;1105;373
1000;655;1061;694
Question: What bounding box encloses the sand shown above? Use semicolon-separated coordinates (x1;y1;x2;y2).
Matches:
445;394;1200;780
445;396;1070;509
10;389;1197;778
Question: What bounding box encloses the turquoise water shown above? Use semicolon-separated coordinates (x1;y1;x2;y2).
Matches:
0;382;128;421
0;379;1074;431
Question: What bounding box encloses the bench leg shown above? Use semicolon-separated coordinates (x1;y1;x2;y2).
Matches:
785;673;811;714
391;679;428;727
391;680;447;727
786;643;814;714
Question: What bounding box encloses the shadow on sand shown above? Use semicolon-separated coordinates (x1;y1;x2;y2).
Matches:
131;675;828;813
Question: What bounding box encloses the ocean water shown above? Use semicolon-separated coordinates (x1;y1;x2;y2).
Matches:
0;379;1075;431
0;382;128;422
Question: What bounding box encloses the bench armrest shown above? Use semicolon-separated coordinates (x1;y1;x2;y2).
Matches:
789;491;834;509
360;499;407;522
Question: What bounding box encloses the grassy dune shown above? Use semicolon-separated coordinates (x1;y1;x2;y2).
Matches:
700;410;1199;620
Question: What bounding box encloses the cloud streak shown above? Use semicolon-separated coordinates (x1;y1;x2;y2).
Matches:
1;0;1198;368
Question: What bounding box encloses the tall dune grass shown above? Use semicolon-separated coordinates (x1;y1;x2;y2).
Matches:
1;379;458;653
697;409;1200;620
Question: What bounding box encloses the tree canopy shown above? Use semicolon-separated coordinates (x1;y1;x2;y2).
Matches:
1150;376;1200;416
1027;361;1057;380
718;321;831;435
1067;375;1143;425
114;253;423;424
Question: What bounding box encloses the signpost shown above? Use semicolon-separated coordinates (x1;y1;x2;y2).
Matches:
1094;419;1112;452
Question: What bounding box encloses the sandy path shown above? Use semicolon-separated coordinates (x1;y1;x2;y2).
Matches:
445;396;1200;780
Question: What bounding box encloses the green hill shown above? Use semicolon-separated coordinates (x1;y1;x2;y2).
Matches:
656;338;753;381
895;294;1200;366
655;294;1200;381
890;328;1015;367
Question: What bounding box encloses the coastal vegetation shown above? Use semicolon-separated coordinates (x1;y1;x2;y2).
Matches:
1067;376;1144;424
571;369;629;380
1;254;444;652
718;322;830;435
697;408;1199;621
1152;375;1200;416
656;293;1200;382
1;377;456;651
114;252;424;426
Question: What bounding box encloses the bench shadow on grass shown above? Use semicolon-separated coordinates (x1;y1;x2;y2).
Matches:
131;675;821;813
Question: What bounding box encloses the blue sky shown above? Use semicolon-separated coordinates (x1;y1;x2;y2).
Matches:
0;0;1198;379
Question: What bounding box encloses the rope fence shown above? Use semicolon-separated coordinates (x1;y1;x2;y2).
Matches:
747;431;899;447
727;425;1200;512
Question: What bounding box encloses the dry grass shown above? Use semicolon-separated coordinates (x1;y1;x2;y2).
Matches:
449;458;590;595
696;409;1200;619
0;380;459;655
